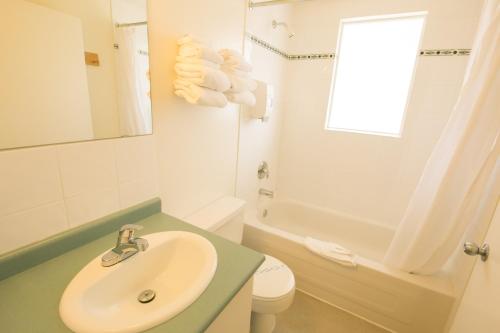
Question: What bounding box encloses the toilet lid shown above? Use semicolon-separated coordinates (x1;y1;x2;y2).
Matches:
253;255;295;300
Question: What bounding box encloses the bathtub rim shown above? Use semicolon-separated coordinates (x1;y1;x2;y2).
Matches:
260;198;398;234
245;205;454;298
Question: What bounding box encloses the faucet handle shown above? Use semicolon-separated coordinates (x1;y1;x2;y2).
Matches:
117;224;143;245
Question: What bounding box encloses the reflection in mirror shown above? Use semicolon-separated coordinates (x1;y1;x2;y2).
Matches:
0;0;152;151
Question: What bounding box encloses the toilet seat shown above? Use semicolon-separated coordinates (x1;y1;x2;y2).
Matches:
252;255;295;314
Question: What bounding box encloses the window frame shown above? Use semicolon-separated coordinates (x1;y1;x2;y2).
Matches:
325;12;427;138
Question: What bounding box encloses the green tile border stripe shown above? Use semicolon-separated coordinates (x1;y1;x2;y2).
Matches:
246;33;471;60
420;49;471;56
246;33;334;60
247;33;290;59
288;53;335;60
0;198;161;281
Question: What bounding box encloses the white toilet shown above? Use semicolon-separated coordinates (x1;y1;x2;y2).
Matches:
186;196;295;333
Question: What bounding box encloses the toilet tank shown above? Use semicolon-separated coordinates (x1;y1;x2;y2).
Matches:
184;197;246;244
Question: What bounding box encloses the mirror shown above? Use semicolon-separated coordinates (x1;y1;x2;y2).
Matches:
0;0;152;150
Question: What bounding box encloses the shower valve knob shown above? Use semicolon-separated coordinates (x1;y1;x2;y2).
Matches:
463;241;489;261
257;161;270;179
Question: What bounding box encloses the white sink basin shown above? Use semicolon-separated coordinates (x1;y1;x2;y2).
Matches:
59;231;217;333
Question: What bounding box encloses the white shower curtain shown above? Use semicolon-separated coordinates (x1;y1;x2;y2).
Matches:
384;0;500;275
115;26;152;136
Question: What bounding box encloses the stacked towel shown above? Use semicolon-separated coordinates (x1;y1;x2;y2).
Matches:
174;79;227;108
175;56;220;69
177;36;224;64
177;35;202;46
220;49;253;72
225;71;258;93
174;35;229;107
174;63;230;92
219;49;257;106
304;237;357;268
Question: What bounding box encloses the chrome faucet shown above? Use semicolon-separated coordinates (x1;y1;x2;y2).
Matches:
259;188;274;198
101;224;149;267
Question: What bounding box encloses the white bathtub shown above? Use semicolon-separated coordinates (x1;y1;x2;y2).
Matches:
242;200;455;333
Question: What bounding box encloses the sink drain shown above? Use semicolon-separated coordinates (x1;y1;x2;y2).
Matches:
138;289;156;303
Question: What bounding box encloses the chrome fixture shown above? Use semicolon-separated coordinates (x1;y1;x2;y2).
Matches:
115;21;148;28
137;289;156;303
259;188;274;198
249;0;312;8
463;241;489;261
101;224;149;267
258;161;270;179
272;20;295;38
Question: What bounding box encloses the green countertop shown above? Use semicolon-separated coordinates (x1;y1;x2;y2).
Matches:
0;199;264;333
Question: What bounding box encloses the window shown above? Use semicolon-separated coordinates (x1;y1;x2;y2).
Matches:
326;13;426;137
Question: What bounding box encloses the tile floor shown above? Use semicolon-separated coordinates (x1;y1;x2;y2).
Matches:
274;291;389;333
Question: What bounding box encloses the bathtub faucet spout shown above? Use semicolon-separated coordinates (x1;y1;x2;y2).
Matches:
259;188;274;198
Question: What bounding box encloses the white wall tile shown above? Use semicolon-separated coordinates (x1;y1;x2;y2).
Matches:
236;19;289;210
57;140;118;197
64;187;120;227
115;136;160;210
0;147;63;216
0;202;67;254
0;136;162;255
249;0;484;228
115;136;159;183
119;177;160;209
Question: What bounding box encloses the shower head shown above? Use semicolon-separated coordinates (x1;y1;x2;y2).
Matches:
272;19;295;38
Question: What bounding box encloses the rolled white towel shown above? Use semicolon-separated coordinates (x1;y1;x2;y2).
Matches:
304;237;357;268
176;56;220;69
179;43;223;65
221;66;251;79
174;63;230;92
219;49;253;72
174;79;227;108
222;61;252;73
225;91;256;106
177;34;202;45
225;73;258;93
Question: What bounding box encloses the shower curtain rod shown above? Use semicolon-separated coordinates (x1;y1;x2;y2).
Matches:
249;0;311;8
115;21;147;28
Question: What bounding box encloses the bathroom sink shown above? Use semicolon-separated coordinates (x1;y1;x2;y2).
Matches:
59;231;217;333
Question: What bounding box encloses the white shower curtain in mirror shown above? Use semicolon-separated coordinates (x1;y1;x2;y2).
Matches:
115;26;152;136
384;0;500;275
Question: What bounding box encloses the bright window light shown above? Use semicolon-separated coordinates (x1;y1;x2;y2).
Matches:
326;13;426;136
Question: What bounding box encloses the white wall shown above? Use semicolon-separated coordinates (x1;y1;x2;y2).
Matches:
274;0;483;228
0;0;247;255
148;0;246;218
236;5;292;208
